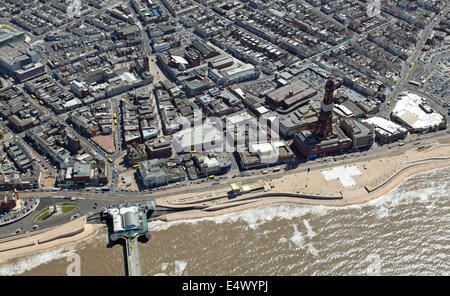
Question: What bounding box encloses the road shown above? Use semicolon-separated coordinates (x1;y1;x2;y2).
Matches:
0;197;113;238
389;5;450;105
18;130;450;202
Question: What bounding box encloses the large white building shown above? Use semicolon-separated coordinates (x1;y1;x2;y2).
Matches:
362;117;408;143
172;122;224;153
107;206;142;233
391;93;445;132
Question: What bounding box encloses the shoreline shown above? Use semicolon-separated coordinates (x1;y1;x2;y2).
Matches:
0;217;105;265
1;143;449;266
156;159;450;222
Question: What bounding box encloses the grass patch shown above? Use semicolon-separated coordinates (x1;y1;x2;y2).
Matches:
62;205;77;213
417;145;432;152
33;202;79;223
0;25;15;31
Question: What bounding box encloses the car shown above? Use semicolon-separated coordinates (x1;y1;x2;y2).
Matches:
70;197;76;201
32;225;39;230
15;228;21;234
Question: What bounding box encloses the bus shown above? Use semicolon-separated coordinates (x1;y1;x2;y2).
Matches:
108;158;112;162
399;142;405;146
31;94;36;99
114;113;117;118
39;100;44;105
133;164;139;168
208;175;215;179
114;119;117;125
190;150;197;153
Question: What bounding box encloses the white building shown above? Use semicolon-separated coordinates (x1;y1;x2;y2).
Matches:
391;92;445;132
172;122;224;153
363;116;408;143
107;206;142;233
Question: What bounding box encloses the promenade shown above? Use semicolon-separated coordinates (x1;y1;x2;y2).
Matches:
0;217;103;264
155;142;450;221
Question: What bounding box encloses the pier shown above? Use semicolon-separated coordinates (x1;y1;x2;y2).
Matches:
103;201;155;276
125;236;142;276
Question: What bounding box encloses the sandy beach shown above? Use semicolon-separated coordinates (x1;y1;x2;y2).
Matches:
0;217;104;265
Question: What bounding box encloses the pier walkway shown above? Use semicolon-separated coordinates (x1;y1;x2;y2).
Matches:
126;236;142;276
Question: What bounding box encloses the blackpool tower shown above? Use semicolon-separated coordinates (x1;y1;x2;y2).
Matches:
313;77;338;139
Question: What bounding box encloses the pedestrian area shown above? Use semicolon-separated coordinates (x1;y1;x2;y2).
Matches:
321;165;362;187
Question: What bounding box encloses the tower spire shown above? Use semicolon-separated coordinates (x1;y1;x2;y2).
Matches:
314;77;336;138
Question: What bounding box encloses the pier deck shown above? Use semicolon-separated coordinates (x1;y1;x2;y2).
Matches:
126;236;142;276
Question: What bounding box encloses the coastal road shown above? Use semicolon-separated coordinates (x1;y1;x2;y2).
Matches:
0;197;114;238
6;129;449;237
18;130;450;202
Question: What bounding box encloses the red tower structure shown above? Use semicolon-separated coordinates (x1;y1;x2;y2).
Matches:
313;77;336;139
293;77;351;158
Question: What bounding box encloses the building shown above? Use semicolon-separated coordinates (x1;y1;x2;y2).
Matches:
209;56;234;70
238;141;295;169
279;114;318;138
105;201;155;240
191;153;232;176
391;92;445;132
0;191;17;214
146;136;172;159
293;78;352;157
230;180;270;195
293;126;352;157
340;118;375;149
70;80;89;98
127;144;148;165
72;162;93;182
137;158;184;188
172;122;223;154
13;62;45;82
221;64;259;86
362;117;408;144
0;29;41;80
265;80;317;109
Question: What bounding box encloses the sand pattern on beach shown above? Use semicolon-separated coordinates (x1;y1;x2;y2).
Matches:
321;165;362;187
